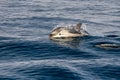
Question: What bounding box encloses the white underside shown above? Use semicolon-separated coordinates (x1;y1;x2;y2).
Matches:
52;29;82;38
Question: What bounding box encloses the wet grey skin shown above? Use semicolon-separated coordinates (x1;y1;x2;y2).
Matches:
49;23;89;39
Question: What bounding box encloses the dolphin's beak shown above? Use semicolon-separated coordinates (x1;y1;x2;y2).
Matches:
49;34;52;37
49;34;53;38
49;33;56;39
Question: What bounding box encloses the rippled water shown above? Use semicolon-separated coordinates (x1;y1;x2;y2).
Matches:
0;0;120;80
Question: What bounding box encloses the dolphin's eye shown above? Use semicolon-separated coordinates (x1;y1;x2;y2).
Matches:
59;33;61;35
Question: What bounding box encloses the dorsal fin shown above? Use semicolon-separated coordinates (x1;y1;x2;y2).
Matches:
74;23;82;33
76;23;82;29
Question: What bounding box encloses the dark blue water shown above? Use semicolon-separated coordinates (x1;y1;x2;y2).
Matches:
0;0;120;80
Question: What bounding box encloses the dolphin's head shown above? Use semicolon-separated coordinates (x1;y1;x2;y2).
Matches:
49;27;63;39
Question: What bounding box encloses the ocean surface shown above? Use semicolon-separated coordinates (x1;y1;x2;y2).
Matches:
0;0;120;80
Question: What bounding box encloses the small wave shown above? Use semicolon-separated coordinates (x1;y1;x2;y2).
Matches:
0;58;120;80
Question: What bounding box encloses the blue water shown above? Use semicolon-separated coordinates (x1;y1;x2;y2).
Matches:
0;0;120;80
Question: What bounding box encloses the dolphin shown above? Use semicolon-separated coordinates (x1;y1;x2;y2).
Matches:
49;23;89;39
